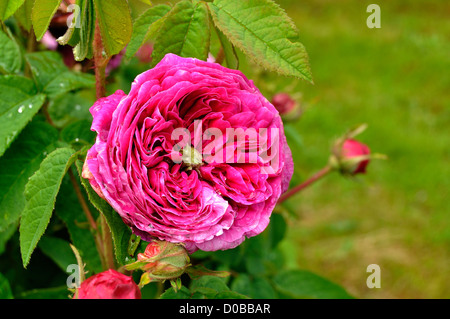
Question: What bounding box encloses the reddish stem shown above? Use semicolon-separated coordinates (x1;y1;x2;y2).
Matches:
93;21;108;99
277;165;332;204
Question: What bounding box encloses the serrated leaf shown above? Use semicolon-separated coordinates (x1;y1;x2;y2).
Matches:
75;160;132;266
31;0;62;41
152;0;210;65
38;236;77;272
0;75;46;156
0;29;22;74
208;0;312;82
0;0;26;21
272;270;354;299
25;51;95;96
19;147;77;268
126;4;172;58
0;120;58;232
93;0;132;57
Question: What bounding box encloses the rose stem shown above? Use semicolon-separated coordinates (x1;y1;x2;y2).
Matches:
93;21;108;100
68;168;109;268
277;165;332;204
215;47;225;65
92;17;116;270
100;212;116;270
68;168;97;230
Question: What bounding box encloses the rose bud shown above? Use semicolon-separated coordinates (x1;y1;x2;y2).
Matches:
339;138;371;174
125;241;190;283
74;269;141;299
136;43;153;64
271;92;302;120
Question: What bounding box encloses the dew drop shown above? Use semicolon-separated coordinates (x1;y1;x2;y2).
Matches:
75;138;80;142
75;105;81;111
28;104;33;109
18;105;25;113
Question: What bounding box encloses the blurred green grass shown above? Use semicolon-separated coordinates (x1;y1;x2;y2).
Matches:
259;0;450;298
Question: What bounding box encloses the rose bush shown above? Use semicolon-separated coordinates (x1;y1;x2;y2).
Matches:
83;54;293;253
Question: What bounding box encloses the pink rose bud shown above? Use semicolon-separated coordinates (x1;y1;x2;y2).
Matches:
271;92;302;121
271;93;296;114
125;240;190;283
341;139;371;174
135;43;153;63
75;269;141;299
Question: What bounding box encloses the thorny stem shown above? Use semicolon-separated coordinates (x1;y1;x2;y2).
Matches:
93;21;109;100
277;165;332;204
92;17;116;270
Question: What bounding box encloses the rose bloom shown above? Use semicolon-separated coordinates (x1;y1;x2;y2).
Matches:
75;269;141;299
83;54;293;252
341;139;371;174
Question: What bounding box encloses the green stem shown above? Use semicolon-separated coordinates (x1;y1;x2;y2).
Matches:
277;165;332;204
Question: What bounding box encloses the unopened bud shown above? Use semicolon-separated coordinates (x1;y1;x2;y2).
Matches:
125;240;190;283
328;124;385;176
271;93;302;120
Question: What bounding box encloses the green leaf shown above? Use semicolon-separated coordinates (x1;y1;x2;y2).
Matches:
0;29;22;74
272;270;354;299
152;0;211;65
208;0;312;82
215;26;238;69
19;286;69;299
38;236;77;272
0;0;26;21
47;92;93;128
19;147;77;268
126;4;172;58
75;160;132;266
0;272;13;299
190;275;230;292
0;120;58;232
31;0;62;41
60;119;95;145
0;75;46;157
159;286;191;299
231;274;276;299
25;51;95;96
93;0;132;56
14;0;34;31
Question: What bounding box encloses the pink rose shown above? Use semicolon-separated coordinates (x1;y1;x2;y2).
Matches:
341;139;371;174
83;54;293;252
75;269;141;299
